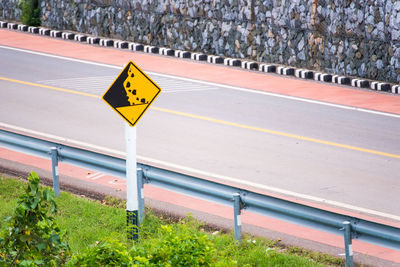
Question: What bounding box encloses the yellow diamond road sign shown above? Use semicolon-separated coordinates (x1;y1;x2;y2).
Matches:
103;61;161;127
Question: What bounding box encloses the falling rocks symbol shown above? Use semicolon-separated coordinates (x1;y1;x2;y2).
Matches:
103;61;161;127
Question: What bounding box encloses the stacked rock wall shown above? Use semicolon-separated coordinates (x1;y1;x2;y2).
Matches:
1;0;400;83
0;0;21;21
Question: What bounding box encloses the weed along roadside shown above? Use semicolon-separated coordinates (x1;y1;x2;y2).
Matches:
0;173;345;266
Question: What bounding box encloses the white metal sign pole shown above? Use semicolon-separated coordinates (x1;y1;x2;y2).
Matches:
125;122;138;240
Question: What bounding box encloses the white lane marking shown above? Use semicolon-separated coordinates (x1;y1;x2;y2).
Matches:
2;122;400;222
38;76;116;94
38;75;220;94
39;76;116;83
86;172;106;180
1;45;399;118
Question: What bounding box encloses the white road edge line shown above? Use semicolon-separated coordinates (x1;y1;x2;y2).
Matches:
1;122;400;222
1;45;399;119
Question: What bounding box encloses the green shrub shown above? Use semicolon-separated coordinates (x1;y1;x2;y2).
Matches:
20;0;41;26
67;238;140;267
0;172;70;266
147;223;216;266
68;216;222;266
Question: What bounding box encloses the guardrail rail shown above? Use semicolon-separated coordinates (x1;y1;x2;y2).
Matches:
1;128;399;266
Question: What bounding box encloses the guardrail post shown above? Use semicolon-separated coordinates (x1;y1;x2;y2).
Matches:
233;193;242;242
137;168;145;223
50;147;60;197
343;221;354;267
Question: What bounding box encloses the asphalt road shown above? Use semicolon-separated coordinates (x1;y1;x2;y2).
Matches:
1;46;399;219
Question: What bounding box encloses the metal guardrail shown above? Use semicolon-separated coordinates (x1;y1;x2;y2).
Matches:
1;129;399;266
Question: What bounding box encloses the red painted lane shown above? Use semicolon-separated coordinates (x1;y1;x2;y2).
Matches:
0;147;125;191
1;29;399;115
1;147;399;263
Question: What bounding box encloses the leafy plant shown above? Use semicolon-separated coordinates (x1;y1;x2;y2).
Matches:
0;172;70;266
146;221;217;266
20;0;41;26
67;238;136;267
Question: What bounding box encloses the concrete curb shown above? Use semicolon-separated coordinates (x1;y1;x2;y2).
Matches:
1;20;399;95
332;75;351;85
62;32;75;40
314;73;333;82
114;40;129;49
277;66;295;76
144;45;159;54
295;69;314;79
207;55;224;64
392;85;400;94
224;58;241;67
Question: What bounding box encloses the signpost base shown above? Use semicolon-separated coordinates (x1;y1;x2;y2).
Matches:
127;210;139;241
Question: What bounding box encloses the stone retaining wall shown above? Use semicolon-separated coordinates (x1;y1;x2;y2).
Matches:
0;0;21;22
1;0;400;83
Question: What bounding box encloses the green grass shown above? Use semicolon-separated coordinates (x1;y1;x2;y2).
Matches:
0;175;345;266
55;193;126;253
0;176;26;225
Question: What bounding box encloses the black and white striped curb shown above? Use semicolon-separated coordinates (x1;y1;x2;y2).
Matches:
277;66;295;76
50;30;62;38
351;79;369;88
241;61;259;70
128;42;144;51
191;52;207;61
295;69;314;79
114;40;128;49
1;20;399;95
314;73;332;82
17;24;28;31
7;22;18;30
391;85;400;94
370;82;391;92
332;75;351;85
62;32;75;40
175;50;191;58
159;47;174;56
224;58;241;67
28;26;39;34
87;36;100;44
207;55;223;64
144;45;159;54
74;34;87;42
259;64;276;73
99;39;114;47
39;28;50;36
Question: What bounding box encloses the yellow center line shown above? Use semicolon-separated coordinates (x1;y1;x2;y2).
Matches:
152;107;400;159
2;76;399;159
0;77;100;98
